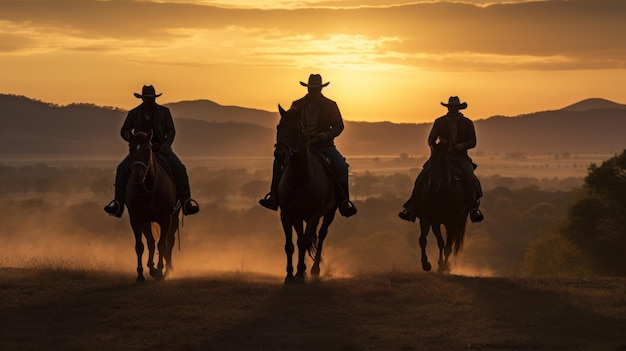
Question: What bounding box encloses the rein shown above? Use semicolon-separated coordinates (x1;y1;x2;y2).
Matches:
131;150;158;195
275;118;321;160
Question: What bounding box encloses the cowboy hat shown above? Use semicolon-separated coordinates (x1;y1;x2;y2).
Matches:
134;85;162;98
300;74;330;88
441;96;467;109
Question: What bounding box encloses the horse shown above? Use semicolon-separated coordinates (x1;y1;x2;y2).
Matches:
274;104;337;283
125;131;181;282
417;140;470;273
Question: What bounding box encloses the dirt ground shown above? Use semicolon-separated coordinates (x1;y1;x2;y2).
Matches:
1;268;625;351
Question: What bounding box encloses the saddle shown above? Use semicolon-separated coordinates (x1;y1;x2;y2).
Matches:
153;152;177;184
429;161;483;200
313;150;334;177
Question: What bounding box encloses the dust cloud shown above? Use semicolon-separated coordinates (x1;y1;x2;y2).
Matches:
0;201;496;280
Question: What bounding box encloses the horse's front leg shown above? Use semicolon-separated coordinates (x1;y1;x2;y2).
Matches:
131;222;146;282
312;209;336;277
418;219;432;272
142;223;157;277
155;218;172;280
294;220;308;283
281;211;295;284
432;224;449;273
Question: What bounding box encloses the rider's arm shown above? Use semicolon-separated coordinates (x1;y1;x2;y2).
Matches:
427;120;439;148
120;111;134;142
325;101;344;139
162;108;176;149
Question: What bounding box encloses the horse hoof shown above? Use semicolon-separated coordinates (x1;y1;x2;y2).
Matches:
136;275;145;283
437;265;450;274
311;267;320;277
284;275;295;284
149;267;158;277
422;261;432;272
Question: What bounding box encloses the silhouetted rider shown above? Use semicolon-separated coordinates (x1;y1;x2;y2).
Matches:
104;85;199;217
259;74;357;217
399;96;483;223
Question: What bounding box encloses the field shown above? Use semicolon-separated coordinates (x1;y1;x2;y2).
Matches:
1;153;623;350
1;268;625;350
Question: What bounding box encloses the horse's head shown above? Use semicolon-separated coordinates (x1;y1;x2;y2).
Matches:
428;139;452;193
128;131;153;184
274;104;306;167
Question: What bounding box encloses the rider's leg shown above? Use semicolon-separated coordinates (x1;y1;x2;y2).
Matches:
457;159;483;222
166;151;199;215
259;159;282;210
104;155;131;218
399;166;428;222
319;146;356;217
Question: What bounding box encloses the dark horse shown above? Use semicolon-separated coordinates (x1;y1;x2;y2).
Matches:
126;132;180;282
274;104;337;283
417;140;471;273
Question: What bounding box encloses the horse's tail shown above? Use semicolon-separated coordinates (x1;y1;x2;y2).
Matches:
446;215;468;256
305;230;319;259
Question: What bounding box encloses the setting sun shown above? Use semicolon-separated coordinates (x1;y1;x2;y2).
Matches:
0;0;625;122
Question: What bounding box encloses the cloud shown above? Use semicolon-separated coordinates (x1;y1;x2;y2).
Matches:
0;0;625;71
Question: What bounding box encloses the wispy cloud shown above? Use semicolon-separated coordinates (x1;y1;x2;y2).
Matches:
1;0;625;71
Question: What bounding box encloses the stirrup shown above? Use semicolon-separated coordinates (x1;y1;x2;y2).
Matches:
104;200;123;218
470;208;484;223
259;193;278;211
398;208;417;223
339;200;357;217
183;199;200;215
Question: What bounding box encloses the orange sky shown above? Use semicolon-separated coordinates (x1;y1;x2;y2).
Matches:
1;0;625;123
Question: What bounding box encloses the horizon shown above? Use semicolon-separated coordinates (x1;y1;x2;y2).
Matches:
1;0;626;123
2;92;625;123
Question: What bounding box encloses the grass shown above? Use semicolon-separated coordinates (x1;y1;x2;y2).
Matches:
1;267;625;350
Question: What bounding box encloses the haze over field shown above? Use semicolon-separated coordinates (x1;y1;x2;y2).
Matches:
1;0;626;123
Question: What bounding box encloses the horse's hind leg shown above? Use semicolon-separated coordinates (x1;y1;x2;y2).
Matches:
163;214;179;277
418;219;432;272
312;210;336;278
432;224;449;273
281;212;295;284
154;218;172;280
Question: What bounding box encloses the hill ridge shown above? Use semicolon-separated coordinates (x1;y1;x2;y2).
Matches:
1;93;626;157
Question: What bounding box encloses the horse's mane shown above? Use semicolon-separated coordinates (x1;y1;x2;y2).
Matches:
132;132;151;143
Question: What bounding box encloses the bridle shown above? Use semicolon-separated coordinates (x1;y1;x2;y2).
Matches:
275;118;319;166
428;142;453;194
130;140;157;194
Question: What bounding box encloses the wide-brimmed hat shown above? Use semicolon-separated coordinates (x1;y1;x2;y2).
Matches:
300;74;330;88
134;85;162;99
441;96;467;109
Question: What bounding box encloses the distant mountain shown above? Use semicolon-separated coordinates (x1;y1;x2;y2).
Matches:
1;94;625;159
0;94;274;157
561;98;626;112
164;100;279;129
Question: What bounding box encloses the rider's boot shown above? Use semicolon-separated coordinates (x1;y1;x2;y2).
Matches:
104;183;125;218
398;208;417;223
469;199;484;223
338;181;357;217
259;162;281;211
467;185;484;224
179;180;199;216
399;171;426;222
259;192;278;211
